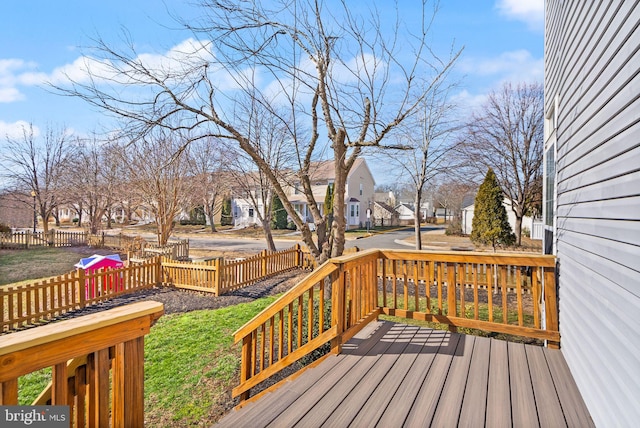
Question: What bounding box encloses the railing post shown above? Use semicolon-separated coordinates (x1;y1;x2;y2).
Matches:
77;268;86;309
112;337;145;428
0;379;18;404
295;243;301;267
156;256;162;287
544;266;560;349
447;262;457;333
213;258;222;296
331;263;346;354
261;250;267;277
239;335;253;402
87;349;110;427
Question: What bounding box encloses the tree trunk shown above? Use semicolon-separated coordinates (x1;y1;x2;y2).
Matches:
330;135;348;258
262;219;276;252
53;208;61;227
414;192;423;250
514;215;522;246
208;212;217;233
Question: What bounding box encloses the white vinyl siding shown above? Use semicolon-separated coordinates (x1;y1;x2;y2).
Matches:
545;1;640;426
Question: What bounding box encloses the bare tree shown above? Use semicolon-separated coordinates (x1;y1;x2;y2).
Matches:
54;0;459;261
433;179;476;221
118;130;194;245
187;137;228;233
459;82;543;245
1;124;71;234
388;77;462;249
60;135;119;234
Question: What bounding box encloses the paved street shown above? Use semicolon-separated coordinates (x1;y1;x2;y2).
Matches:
345;226;444;251
108;225;444;253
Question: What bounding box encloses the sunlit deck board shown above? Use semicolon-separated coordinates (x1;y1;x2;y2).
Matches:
216;321;594;427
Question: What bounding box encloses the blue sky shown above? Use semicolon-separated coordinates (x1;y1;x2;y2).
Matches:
0;0;543;166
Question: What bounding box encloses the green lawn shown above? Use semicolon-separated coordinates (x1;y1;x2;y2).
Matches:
0;247;104;286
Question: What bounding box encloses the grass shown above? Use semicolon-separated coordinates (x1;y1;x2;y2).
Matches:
0;247;109;286
143;302;281;427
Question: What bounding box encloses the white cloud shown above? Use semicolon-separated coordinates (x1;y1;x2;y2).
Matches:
0;120;39;139
460;49;543;84
495;0;544;31
452;90;488;111
0;59;37;103
0;87;24;103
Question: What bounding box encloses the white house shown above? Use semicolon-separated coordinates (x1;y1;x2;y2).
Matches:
544;2;640;426
394;201;433;225
460;197;533;236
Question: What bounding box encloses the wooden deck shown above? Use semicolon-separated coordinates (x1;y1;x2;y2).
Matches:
217;321;593;427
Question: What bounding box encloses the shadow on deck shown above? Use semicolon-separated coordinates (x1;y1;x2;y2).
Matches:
217;321;593;427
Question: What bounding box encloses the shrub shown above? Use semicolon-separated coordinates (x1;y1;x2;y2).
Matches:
445;220;463;236
0;222;10;236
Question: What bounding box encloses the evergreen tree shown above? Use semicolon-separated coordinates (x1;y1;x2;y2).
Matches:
324;183;334;226
220;198;233;226
271;194;288;230
471;168;516;251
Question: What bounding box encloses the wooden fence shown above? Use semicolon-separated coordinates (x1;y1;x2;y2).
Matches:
1;245;310;334
1;258;159;333
162;244;307;296
130;240;190;261
0;301;164;427
90;232;190;261
0;230;88;249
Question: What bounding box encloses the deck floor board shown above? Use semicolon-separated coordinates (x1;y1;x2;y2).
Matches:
216;321;594;428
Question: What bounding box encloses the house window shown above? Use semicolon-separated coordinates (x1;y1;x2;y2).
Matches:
248;208;254;217
544;146;555;227
359;183;363;196
543;97;558;255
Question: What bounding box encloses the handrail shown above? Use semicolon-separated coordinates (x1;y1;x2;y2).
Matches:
0;301;164;427
233;248;558;402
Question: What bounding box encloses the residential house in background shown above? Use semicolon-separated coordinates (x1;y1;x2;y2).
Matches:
231;158;376;230
372;201;400;227
373;190;396;207
460;196;533;237
394;201;433;225
544;2;640;426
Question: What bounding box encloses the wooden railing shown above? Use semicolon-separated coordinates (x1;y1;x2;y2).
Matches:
1;258;160;333
0;301;164;428
233;249;558;401
1;230;88;249
377;250;558;344
161;244;307;295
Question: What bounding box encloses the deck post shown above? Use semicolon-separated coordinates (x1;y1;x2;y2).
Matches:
544;267;559;349
239;335;253;401
0;379;18;405
112;337;145;427
331;264;346;354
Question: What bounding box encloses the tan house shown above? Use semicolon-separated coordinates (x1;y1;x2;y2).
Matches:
233;158;376;230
